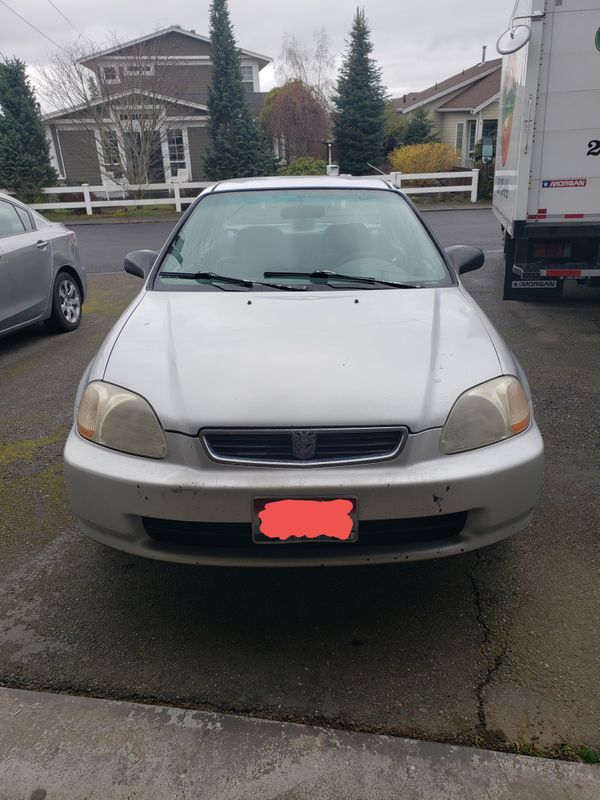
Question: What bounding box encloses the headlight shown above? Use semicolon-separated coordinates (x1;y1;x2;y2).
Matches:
440;376;530;454
76;381;167;459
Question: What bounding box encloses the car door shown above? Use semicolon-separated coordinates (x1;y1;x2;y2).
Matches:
0;198;53;330
0;239;10;332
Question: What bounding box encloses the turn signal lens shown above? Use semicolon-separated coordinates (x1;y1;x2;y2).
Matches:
440;376;530;454
76;381;167;459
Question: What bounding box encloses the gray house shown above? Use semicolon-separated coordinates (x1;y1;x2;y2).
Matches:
44;26;272;184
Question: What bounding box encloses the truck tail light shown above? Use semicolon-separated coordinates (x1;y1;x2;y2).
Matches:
534;242;572;258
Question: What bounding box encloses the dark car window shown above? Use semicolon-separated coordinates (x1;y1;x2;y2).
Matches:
155;188;451;290
14;205;34;232
0;199;26;237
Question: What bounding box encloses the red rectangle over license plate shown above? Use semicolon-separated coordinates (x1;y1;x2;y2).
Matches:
252;498;358;544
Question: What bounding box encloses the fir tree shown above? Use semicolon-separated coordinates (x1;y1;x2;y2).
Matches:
205;0;275;180
404;107;439;145
333;8;387;175
0;59;56;200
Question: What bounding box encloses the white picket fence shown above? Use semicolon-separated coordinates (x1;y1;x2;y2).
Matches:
30;181;213;215
388;169;479;202
29;170;480;216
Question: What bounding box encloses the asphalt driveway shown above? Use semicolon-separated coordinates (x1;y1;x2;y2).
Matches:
0;211;598;757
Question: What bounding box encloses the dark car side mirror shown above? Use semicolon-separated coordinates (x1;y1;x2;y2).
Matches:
445;245;485;275
124;250;159;279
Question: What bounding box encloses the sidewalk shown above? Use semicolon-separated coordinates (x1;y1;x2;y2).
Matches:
1;687;597;800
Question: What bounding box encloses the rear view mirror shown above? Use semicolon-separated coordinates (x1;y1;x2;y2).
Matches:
445;245;485;275
124;250;158;279
281;205;325;219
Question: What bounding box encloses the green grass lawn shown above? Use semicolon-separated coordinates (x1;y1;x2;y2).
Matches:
42;205;181;223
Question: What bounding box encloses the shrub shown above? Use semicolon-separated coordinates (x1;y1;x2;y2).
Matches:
277;157;327;176
388;142;458;174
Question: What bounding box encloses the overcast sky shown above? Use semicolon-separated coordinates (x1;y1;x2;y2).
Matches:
1;0;514;98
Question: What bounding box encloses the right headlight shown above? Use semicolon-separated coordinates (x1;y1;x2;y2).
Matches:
76;381;167;459
440;376;530;455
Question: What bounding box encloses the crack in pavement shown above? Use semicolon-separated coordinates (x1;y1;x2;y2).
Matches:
468;553;506;741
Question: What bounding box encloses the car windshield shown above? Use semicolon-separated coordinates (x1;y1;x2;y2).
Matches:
154;188;451;290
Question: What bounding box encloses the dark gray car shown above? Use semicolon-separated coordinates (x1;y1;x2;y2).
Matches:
0;192;86;336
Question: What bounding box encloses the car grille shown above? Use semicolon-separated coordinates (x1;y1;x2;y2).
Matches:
201;427;407;466
143;512;467;550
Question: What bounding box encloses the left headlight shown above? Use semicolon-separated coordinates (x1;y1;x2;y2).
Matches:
76;381;167;459
440;376;530;455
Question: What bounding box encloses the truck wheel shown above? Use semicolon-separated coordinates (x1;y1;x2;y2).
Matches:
44;270;82;333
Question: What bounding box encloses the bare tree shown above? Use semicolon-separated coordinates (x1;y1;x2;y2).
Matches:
38;33;192;186
275;28;335;104
261;80;330;163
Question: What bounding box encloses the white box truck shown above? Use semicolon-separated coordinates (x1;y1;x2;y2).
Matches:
493;0;600;299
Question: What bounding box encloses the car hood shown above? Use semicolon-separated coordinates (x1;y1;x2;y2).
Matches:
102;288;503;433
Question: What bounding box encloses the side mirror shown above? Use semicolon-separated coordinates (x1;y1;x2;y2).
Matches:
445;245;485;275
124;250;158;279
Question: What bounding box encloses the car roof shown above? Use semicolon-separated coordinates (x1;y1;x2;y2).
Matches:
208;176;396;193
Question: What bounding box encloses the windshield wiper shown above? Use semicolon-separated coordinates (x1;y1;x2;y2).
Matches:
264;270;418;289
159;271;254;287
158;271;309;291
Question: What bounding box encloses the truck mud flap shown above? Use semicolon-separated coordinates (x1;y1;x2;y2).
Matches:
503;273;564;301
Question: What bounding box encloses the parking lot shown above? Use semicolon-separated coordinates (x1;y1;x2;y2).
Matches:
0;209;598;756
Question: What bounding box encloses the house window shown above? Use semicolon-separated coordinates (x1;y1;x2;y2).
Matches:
167;129;187;174
456;122;464;152
482;120;498;139
240;65;254;87
124;64;155;76
100;129;123;179
467;120;477;156
101;65;119;84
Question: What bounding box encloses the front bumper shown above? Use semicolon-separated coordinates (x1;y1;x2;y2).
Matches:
63;423;544;567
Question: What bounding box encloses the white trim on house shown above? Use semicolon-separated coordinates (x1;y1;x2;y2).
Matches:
160;125;193;182
438;94;500;115
46;130;65;179
79;26;272;68
472;92;500;115
399;64;501;114
100;55;212;62
240;60;260;93
123;63;156;77
165;116;208;123
43;91;208;122
100;64;120;84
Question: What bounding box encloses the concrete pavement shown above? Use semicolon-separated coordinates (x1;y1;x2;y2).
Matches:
1;687;597;800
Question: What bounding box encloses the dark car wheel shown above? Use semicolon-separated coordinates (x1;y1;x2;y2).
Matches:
44;270;82;333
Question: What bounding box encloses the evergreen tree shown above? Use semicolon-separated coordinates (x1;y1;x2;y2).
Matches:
333;8;387;175
0;59;56;200
205;0;275;179
403;107;439;145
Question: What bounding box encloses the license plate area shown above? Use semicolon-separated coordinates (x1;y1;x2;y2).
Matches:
252;498;358;544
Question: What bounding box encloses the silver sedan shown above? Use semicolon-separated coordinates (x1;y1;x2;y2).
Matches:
0;192;86;336
64;177;543;566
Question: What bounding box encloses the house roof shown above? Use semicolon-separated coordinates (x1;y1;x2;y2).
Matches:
79;26;272;71
436;69;500;113
43;90;208;122
391;58;502;113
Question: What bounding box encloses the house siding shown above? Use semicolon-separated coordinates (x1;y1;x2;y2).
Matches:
439;112;473;149
480;101;499;121
186;125;209;179
58;129;101;184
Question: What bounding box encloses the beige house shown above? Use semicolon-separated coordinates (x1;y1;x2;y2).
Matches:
392;58;501;166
